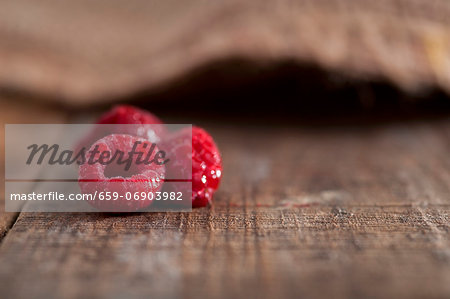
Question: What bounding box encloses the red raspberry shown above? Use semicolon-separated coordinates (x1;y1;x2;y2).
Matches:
77;105;166;153
78;134;165;212
98;105;164;134
162;126;222;208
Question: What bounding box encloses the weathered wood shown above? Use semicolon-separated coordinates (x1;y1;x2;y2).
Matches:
0;98;67;240
0;117;449;298
1;0;450;104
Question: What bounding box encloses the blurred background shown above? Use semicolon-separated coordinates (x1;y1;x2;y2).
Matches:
1;1;450;299
1;0;450;119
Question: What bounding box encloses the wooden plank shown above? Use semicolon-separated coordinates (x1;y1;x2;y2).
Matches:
0;118;449;298
0;98;67;240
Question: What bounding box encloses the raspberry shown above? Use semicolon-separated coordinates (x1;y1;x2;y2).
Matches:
97;105;165;140
77;105;166;154
162;126;222;208
78;134;165;212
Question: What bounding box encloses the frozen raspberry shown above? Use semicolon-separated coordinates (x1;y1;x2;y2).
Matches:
78;134;165;212
76;105;166;154
162;126;222;208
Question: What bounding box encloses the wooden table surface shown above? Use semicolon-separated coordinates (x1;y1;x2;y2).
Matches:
0;100;449;299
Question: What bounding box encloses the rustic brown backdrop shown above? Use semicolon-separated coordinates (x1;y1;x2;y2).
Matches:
1;1;450;298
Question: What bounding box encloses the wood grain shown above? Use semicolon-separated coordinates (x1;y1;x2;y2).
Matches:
0;117;449;298
0;98;67;239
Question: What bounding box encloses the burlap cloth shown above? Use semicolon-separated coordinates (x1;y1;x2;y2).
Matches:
1;0;450;106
